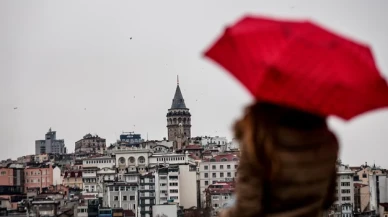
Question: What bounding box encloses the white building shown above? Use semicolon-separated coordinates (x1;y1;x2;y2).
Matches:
150;152;198;209
226;139;239;151
334;164;355;217
155;166;180;205
148;152;195;167
103;182;138;212
199;153;239;206
369;174;388;215
113;147;153;175
192;136;228;146
82;156;115;197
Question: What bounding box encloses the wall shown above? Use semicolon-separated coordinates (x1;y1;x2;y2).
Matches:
179;164;197;209
152;204;177;217
0;168;13;185
52;167;62;185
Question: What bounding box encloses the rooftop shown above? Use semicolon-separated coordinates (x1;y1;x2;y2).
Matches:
184;144;203;150
170;84;187;109
202;153;239;162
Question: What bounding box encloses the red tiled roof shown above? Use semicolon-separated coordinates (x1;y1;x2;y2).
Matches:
206;181;235;194
203;153;239;162
188;155;201;160
185;144;203;150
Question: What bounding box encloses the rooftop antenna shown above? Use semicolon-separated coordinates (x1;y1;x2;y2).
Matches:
177;75;179;85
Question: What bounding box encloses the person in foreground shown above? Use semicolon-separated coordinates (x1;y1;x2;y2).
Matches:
219;102;339;217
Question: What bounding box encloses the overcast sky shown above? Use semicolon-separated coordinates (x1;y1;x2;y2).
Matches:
1;0;387;167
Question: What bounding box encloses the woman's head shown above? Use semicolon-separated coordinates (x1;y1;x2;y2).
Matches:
234;102;326;179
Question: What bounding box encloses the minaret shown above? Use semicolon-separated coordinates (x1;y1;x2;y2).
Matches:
166;76;191;149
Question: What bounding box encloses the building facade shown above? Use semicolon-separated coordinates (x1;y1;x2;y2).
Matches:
205;182;235;216
139;173;156;217
35;128;67;155
333;164;355;217
103;182;138;212
62;170;83;189
24;164;62;193
370;174;388;215
199;154;239;206
0;164;25;188
82;156;116;197
75;134;106;154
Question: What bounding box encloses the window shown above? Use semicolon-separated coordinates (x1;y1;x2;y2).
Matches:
212;196;219;200
123;196;127;201
114;196;118;201
362;173;367;178
204;166;208;170
205;181;208;186
130;196;135;200
138;156;145;164
169;182;178;186
204;173;208;178
227;165;231;169
234;165;238;169
227;172;231;177
220;158;228;162
341;182;350;187
212;165;216;170
212;173;216;178
341;189;351;194
342;196;351;201
220;165;224;169
170;189;179;193
220;173;224;178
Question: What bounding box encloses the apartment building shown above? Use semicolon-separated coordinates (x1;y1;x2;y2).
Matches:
0;163;25;188
24;164;61;193
205;182;235;216
82;156;115;197
35;128;67;155
103;182;138;212
150;152;197;208
199;153;239;206
75;134;106;154
333;164;355;217
139;173;156;217
155;166;180;205
62;170;83;189
370;174;388;216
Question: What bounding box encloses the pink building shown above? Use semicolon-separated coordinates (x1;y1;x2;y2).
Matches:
0;163;25;187
24;164;61;193
0;168;14;186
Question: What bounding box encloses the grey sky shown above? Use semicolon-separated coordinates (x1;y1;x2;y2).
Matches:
1;0;387;167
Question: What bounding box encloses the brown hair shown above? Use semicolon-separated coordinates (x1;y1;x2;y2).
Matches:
233;102;326;180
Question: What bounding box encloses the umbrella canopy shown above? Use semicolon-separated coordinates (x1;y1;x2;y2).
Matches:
204;15;388;120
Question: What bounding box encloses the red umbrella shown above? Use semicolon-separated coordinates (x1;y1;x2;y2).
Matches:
204;15;388;120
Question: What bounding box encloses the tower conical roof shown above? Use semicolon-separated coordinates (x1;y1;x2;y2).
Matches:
171;85;187;109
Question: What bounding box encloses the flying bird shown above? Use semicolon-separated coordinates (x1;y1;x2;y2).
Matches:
13;107;17;110
130;37;132;40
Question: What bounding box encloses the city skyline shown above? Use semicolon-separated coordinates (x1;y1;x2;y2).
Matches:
1;0;388;167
